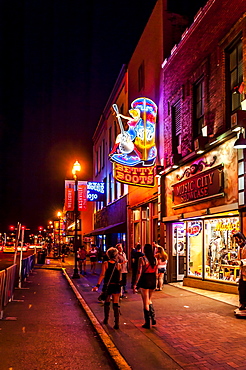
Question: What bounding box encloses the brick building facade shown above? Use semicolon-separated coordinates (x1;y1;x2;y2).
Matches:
160;0;246;292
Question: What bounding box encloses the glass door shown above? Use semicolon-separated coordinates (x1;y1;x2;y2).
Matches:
172;222;185;281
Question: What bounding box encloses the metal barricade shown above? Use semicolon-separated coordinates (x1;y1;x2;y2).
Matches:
4;264;17;306
0;270;6;319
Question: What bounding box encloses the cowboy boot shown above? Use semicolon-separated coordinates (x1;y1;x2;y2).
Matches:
142;309;151;329
103;302;110;324
149;304;156;325
113;303;120;329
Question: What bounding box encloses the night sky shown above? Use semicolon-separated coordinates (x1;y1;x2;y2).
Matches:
0;0;205;232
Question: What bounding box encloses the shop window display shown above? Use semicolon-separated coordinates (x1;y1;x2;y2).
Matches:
187;221;203;277
204;217;240;282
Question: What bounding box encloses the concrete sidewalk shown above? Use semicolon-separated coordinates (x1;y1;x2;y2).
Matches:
20;256;246;369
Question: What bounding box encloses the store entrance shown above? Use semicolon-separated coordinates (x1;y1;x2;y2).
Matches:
172;222;185;281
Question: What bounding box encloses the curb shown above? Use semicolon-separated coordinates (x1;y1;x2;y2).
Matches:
62;268;132;370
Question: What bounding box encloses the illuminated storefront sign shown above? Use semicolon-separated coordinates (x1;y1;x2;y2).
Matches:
172;164;224;208
87;182;105;202
65;180;105;210
187;222;202;236
113;163;155;187
109;97;158;187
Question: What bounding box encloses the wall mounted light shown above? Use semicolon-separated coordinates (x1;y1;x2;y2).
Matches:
234;132;246;149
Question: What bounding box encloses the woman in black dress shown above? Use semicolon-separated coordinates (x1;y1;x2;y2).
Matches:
92;247;122;329
133;243;158;328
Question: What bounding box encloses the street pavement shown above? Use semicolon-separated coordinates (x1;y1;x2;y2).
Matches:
2;254;246;370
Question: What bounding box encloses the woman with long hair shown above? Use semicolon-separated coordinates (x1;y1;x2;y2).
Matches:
133;243;158;328
92;247;121;329
155;246;168;291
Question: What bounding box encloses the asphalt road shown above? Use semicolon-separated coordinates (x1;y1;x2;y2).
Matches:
0;250;35;270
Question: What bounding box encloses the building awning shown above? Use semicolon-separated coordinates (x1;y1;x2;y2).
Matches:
84;221;126;236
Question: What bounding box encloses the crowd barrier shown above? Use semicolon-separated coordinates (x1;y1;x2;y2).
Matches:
0;254;36;319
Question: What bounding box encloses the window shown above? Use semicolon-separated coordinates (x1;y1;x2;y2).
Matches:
108;173;113;203
138;61;145;92
227;38;243;112
109;127;112;152
101;139;105;169
193;78;205;137
172;100;181;154
103;177;107;207
114;120;118;141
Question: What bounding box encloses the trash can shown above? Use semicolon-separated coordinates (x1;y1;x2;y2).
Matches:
37;251;46;264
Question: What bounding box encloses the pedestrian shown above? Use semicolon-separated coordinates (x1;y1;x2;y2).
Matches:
116;243;128;297
133;243;158;328
233;232;246;310
77;245;87;275
131;244;144;291
92;247;122;329
155;246;168;291
89;244;98;274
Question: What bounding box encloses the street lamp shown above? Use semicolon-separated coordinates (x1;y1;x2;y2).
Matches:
72;160;81;278
57;211;62;256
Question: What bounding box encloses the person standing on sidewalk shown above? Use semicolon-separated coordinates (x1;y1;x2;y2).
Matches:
131;244;144;291
89;244;98;274
233;232;246;310
155;246;168;291
92;247;122;329
133;243;158;329
77;245;87;275
116;243;128;297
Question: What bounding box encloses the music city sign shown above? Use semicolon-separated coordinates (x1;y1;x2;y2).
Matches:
109;97;158;188
172;164;224;209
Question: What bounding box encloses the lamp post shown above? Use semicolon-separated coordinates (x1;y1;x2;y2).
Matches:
57;211;62;257
72;160;81;278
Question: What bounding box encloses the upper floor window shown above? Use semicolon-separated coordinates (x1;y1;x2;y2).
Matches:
193;78;205;137
138;61;145;92
109;127;112;152
172;100;181;154
101;139;105;169
227;38;243;113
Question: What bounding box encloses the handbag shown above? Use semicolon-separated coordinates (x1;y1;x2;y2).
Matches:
98;262;116;301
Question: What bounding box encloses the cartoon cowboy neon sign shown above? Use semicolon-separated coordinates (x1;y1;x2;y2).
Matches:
109;97;157;167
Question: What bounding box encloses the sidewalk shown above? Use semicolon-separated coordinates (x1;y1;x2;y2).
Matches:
43;255;246;370
8;255;246;370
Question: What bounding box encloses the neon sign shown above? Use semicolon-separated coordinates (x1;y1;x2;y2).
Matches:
109;97;157;187
87;182;105;202
187;222;202;236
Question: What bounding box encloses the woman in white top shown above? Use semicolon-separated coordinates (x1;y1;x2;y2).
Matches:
116;243;128;297
155;246;168;291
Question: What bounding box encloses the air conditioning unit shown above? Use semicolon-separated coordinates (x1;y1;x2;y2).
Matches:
231;111;246;132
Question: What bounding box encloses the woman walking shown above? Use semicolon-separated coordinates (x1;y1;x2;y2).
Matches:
155;246;168;291
92;247;122;329
133;243;158;328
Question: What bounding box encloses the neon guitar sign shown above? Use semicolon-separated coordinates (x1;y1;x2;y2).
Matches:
109;97;157;187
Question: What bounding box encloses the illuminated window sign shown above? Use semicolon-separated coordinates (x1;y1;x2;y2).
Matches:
109;97;158;187
87;182;105;201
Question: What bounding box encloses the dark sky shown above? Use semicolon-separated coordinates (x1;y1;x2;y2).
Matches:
0;0;205;232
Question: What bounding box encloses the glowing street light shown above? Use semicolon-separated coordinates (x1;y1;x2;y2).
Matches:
72;160;81;279
57;211;62;256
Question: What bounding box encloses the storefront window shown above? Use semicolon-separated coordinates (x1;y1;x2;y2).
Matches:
204;216;240;282
134;222;140;245
187;220;203;277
